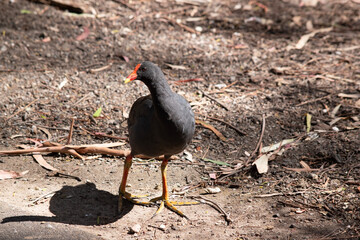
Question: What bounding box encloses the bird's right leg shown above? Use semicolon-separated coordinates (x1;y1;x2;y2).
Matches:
118;154;152;213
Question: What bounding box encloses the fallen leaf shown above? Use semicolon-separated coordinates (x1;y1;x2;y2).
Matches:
33;154;59;172
209;173;217;179
0;170;29;180
42;37;51;43
195;119;227;141
261;139;295;153
165;63;187;70
202;158;231;166
252;154;269;174
21;9;32;14
38;127;52;140
329;117;344;126
76;26;90;41
299;161;311;171
93;107;102;118
295;27;333;49
58;77;68;89
121;56;129;62
331;104;341;118
338;93;360;99
284;161;320;173
306;113;312;133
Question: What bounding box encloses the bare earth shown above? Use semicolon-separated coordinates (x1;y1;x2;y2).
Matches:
0;0;359;239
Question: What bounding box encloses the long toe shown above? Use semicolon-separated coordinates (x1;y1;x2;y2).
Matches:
164;200;189;219
121;191;154;206
168;200;199;206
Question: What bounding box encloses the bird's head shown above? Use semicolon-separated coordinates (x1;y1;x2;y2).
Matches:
124;61;163;85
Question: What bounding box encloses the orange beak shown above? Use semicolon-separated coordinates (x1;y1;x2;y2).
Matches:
124;64;141;83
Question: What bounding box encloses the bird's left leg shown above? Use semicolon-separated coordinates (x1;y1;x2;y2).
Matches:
118;154;152;213
150;158;198;219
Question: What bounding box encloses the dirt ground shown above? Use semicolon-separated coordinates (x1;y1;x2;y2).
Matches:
1;0;360;239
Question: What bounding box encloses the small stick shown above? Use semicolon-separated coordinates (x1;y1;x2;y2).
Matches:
6;98;39;121
111;0;136;11
50;171;81;181
244;114;266;165
296;94;331;106
202;115;246;136
254;191;306;198
0;144;176;160
89;62;113;73
66;118;75;145
80;126;128;141
201;90;229;111
162;17;197;34
190;195;233;224
218;114;266;181
30;191;57;204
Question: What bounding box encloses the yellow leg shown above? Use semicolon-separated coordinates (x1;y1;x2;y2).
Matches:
150;159;199;219
118;155;152;213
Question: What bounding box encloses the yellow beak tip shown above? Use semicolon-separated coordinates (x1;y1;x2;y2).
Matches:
124;78;131;84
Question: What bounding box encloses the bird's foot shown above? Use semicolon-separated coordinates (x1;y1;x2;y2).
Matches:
118;191;153;213
150;196;199;219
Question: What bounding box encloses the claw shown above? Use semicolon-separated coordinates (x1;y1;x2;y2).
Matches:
150;197;199;219
118;191;154;213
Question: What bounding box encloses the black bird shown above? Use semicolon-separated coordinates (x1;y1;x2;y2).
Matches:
118;61;196;218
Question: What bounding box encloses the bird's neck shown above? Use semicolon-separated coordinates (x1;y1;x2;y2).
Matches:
146;79;174;117
146;79;172;103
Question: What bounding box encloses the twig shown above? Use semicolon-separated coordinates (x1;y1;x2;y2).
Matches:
128;6;192;24
190;195;233;224
195;119;227;141
254;191;307;198
0;143;176;160
48;171;81;181
296;94;332;106
89;62;113;73
30;190;57;204
244;114;266;165
345;181;360;185
171;78;204;85
200;90;229;111
111;0;135;11
6;98;39;121
28;0;84;13
218;114;266;181
161;17;197;34
80;126;128;141
66;118;75;145
200;115;246;136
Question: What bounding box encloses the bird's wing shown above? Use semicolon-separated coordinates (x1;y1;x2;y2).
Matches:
127;95;153;129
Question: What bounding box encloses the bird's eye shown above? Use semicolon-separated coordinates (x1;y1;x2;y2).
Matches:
140;67;147;72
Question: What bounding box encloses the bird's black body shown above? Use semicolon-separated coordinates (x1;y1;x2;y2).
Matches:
127;61;195;158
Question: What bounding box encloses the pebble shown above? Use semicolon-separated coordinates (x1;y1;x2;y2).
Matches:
129;224;141;234
272;213;280;218
204;187;221;194
159;224;166;231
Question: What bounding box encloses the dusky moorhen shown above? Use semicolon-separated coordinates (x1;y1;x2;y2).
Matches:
118;61;196;218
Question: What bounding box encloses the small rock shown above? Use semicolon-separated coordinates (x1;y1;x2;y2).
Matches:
204;187;221;194
289;224;295;228
129;224;141;234
272;213;280;218
159;224;166;231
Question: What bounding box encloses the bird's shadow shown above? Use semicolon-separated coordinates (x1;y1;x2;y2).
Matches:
1;182;133;225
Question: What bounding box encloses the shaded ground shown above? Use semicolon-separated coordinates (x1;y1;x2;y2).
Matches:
0;0;359;239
